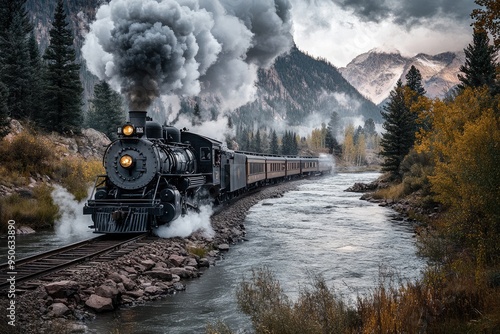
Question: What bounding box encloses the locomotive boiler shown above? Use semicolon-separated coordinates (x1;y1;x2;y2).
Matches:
84;110;333;234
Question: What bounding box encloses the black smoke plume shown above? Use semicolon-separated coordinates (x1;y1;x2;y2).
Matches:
82;0;293;110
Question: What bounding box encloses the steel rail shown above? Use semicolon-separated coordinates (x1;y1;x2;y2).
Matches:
0;233;147;291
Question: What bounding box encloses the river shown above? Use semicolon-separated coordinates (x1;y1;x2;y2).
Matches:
86;172;425;333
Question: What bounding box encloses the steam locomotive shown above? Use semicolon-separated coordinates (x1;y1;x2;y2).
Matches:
83;111;332;233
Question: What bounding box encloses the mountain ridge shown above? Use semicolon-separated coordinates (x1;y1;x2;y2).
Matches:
339;49;464;105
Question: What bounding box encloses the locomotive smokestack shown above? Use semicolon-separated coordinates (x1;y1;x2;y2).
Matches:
129;110;147;134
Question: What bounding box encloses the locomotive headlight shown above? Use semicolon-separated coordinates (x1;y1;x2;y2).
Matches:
119;155;134;168
122;124;135;136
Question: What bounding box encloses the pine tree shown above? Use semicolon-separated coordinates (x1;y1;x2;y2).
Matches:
26;31;44;120
0;79;9;135
255;129;262;153
404;65;426;140
42;0;83;133
458;27;498;94
270;130;279;155
0;0;31;46
1;8;32;119
241;127;250;151
405;65;426;96
291;132;299;155
87;80;125;140
260;130;270;154
325;112;342;156
380;80;415;178
363;118;377;150
282;131;296;155
327;111;340;139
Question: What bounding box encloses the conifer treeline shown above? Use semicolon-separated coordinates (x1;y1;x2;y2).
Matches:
0;0;124;138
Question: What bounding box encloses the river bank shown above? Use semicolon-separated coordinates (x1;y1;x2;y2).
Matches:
0;180;307;334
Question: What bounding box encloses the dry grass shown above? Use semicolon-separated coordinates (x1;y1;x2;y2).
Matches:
0;184;59;233
236;267;355;334
0;130;104;231
233;264;500;334
188;246;208;258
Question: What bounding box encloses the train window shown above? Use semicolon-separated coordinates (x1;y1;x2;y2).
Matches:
250;162;264;174
200;147;211;161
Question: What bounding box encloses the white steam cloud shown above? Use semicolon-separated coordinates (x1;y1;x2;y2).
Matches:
51;186;94;241
154;204;214;238
82;0;293;111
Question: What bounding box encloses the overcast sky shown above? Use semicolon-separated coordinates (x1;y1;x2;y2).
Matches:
290;0;477;67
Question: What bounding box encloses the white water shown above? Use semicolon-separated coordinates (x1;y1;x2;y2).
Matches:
87;172;426;333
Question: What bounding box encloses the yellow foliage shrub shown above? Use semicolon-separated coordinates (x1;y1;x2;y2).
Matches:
416;87;500;265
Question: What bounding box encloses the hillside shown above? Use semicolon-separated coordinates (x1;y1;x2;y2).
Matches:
339;49;464;105
227;47;382;129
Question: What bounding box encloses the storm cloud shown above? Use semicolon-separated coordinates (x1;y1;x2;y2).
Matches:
334;0;476;27
82;0;293;110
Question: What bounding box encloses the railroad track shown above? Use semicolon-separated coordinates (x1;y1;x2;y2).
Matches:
0;233;150;291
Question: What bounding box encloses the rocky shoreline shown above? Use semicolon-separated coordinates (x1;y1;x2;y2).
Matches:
1;180;306;334
345;179;438;226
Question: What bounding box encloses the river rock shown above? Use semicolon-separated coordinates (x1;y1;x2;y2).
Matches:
95;284;119;300
48;302;70;317
198;258;210;268
16;226;36;234
124;289;144;299
218;243;230;251
144;286;161;295
144;270;173;281
45;280;79;298
118;274;135;290
140;259;156;271
85;294;114;312
169;267;190;278
186;257;198;267
107;272;122;283
168;254;185;266
172;282;185;291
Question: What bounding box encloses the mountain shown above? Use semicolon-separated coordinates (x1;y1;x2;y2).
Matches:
231;47;382;127
339;49;465;105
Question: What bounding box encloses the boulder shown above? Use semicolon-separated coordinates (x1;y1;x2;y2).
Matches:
45;281;79;298
198;258;210;268
108;272;123;283
140;259;156;271
186;257;198;267
85;294;114;312
124;289;144;299
144;286;161;295
119;275;136;291
95;284;119;300
168;254;185;266
143;270;173;281
48;302;70;317
169;267;190;278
